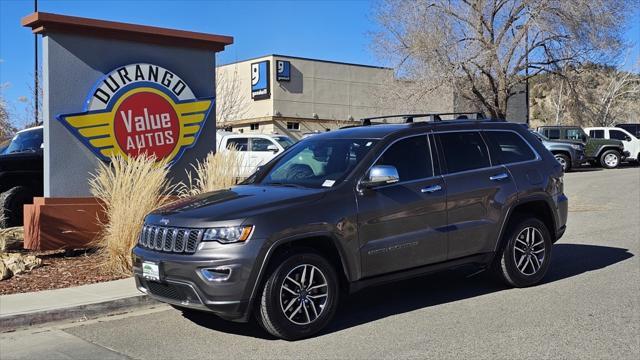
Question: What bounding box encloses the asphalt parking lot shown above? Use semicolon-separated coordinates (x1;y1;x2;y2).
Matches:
2;166;639;359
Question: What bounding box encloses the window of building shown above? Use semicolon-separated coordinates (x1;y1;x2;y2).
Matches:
484;131;536;164
437;132;491;173
251;138;276;152
589;130;605;139
610;129;629;141
226;138;248;151
374;136;432;182
250;123;260;130
287;122;300;130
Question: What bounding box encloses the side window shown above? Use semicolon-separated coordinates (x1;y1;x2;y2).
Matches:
437;131;491;173
590;130;604;139
546;129;560;139
226;138;248;151
251;138;276;152
610;130;628;141
374;136;432;182
566;129;582;140
485;131;536;164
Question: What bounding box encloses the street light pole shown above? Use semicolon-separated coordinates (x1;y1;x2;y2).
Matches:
34;0;39;125
525;26;530;125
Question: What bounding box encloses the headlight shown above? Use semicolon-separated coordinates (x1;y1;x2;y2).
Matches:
202;226;254;244
570;144;583;150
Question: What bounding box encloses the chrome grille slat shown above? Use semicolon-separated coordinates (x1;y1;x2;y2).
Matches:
137;225;202;254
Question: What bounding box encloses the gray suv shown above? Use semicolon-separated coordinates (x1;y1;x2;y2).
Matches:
531;131;585;171
133;116;568;340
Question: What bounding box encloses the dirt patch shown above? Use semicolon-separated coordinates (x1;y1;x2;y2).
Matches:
0;249;127;295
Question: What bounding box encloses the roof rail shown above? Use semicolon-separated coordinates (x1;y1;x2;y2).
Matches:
360;112;501;126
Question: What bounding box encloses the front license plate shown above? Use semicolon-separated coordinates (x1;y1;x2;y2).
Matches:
142;261;160;281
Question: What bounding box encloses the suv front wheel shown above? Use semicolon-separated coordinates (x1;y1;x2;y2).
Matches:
256;250;339;340
599;149;621;169
494;217;552;287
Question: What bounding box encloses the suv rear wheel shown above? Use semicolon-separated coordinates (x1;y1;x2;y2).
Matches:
494;217;552;287
256;250;339;340
599;149;621;169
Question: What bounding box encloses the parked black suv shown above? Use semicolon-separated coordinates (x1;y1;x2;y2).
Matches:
133;116;568;340
0;126;44;228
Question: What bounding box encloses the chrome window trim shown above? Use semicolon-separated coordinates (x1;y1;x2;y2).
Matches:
433;129;542;177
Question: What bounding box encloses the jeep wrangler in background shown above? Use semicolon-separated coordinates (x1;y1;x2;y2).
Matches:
0;126;44;228
531;131;584;172
585;127;640;164
133;114;568;340
536;126;626;169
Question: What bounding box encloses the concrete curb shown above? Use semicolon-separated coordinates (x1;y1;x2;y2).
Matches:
0;294;160;332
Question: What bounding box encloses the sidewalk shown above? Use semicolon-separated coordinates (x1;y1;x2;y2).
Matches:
0;278;160;332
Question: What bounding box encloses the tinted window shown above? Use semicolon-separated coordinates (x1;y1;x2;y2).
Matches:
226;138;248;151
545;129;560;139
251;138;276;151
485;131;536;164
610;130;628;141
438;132;490;173
374;136;432;182
589;130;604;139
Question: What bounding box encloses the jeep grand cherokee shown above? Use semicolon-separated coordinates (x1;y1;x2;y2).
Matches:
133;115;568;340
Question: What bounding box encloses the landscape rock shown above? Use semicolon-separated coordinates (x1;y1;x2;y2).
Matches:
0;227;24;251
0;252;42;281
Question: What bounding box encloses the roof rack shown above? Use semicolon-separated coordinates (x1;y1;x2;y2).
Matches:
360;112;502;126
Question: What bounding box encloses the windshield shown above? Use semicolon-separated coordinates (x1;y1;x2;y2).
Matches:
532;131;548;141
4;128;43;154
257;138;377;189
273;136;295;149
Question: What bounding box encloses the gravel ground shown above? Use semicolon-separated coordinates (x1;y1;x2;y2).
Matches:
0;250;126;295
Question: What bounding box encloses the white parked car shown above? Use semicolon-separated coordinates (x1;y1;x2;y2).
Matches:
584;127;639;163
216;132;294;177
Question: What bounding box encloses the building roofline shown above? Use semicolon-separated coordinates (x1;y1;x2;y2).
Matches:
218;54;392;70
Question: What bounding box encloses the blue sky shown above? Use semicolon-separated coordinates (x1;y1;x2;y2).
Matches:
1;0;638;127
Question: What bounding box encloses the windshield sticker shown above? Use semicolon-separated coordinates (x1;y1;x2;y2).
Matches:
322;180;336;187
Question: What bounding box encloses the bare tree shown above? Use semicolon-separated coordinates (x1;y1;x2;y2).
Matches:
0;94;14;140
373;0;634;119
216;65;248;130
589;59;640;126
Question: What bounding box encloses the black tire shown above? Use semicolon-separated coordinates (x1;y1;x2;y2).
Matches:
255;250;339;340
0;186;32;228
494;217;552;288
599;149;621;169
553;153;571;172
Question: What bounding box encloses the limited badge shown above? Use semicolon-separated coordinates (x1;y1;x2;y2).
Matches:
57;63;214;164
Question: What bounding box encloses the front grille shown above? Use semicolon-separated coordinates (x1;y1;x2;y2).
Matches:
145;281;201;303
138;225;203;254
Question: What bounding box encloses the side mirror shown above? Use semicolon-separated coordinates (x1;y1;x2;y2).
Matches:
361;165;400;188
581;134;588;142
625;135;632;142
266;144;279;153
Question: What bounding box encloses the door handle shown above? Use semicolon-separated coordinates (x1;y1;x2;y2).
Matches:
421;184;442;193
489;173;509;181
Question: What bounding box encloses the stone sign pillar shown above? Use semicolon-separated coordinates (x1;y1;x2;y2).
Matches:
20;12;233;249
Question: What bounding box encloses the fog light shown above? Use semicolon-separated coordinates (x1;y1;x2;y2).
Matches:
200;267;232;282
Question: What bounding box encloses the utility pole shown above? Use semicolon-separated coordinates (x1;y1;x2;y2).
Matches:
34;0;39;125
525;26;530;125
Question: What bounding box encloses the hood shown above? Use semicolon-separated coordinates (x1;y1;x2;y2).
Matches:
145;185;326;227
0;150;43;172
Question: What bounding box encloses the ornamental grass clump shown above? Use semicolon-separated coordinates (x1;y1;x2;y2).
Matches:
90;154;174;275
179;149;243;197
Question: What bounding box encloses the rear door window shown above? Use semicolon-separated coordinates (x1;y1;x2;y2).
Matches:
436;131;491;173
374;136;433;182
545;129;561;140
484;131;536;164
589;130;604;139
609;129;628;141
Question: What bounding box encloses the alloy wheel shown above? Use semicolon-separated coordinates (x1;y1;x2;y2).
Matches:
512;227;546;276
555;155;567;171
604;153;619;167
279;264;329;325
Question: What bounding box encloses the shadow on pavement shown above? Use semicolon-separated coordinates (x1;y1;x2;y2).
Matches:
181;243;633;339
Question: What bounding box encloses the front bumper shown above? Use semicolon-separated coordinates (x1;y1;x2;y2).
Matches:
572;150;585;167
132;240;264;322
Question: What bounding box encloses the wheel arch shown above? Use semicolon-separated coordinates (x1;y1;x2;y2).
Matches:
495;196;558;254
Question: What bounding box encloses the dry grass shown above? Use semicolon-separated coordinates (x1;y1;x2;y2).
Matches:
89;155;175;275
179;149;243;197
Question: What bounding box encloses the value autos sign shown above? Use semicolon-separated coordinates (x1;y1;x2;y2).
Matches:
57;63;214;164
